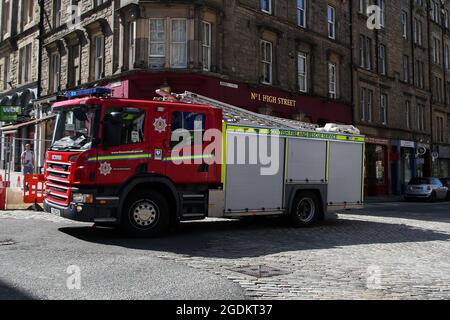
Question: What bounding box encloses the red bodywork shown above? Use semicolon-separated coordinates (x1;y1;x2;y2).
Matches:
44;97;223;207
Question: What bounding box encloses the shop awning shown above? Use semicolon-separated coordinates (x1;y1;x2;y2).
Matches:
0;114;56;133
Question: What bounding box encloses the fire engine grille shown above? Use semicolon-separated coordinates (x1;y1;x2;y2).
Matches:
45;160;72;206
229;265;291;278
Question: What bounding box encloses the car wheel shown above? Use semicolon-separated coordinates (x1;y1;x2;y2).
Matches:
120;190;170;237
289;192;320;227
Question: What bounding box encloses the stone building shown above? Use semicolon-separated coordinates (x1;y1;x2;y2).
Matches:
351;0;450;195
30;0;354;170
0;0;44;173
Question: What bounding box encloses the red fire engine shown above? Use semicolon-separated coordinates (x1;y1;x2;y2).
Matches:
44;88;365;237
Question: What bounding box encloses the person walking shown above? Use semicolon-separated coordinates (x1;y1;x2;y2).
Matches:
21;144;35;175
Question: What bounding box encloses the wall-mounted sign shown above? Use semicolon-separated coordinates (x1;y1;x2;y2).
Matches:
400;140;415;148
250;92;296;107
220;81;238;89
0;106;21;121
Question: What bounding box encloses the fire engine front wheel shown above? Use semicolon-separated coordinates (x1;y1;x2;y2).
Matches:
290;192;320;227
121;190;170;237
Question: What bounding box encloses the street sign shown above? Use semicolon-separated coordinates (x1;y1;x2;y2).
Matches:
0;106;21;121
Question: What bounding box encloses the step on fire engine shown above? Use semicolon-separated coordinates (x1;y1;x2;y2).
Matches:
44;88;365;236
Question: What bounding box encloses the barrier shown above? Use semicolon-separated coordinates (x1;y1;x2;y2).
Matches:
23;174;45;203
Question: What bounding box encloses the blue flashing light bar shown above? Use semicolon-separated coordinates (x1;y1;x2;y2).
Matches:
64;87;112;98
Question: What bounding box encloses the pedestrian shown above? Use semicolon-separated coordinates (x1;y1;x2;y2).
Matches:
21;144;35;175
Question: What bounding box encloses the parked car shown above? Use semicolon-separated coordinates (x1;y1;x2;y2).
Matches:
440;178;450;199
404;177;448;201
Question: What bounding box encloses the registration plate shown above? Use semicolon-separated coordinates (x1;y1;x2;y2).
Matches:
51;207;61;215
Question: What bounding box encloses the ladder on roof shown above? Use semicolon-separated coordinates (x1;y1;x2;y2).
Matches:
178;91;319;131
155;90;360;135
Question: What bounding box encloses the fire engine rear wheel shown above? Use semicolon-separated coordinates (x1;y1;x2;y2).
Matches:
290;192;320;227
121;190;169;237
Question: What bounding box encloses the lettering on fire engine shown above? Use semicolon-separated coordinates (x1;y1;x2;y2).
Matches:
250;92;296;107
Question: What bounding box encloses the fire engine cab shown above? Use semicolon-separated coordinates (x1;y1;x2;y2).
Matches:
44;88;365;237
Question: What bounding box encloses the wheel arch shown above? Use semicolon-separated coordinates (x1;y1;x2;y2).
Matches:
286;185;326;220
118;175;181;225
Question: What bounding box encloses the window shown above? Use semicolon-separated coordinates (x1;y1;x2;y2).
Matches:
433;37;441;64
170;19;187;68
22;0;34;27
358;0;367;15
149;18;165;69
201;21;211;71
359;35;372;70
104;107;146;146
380;94;387;125
401;11;408;39
68;44;80;87
171;111;206;148
94;35;104;80
53;0;61;28
437;116;445;143
403;55;410;83
328;62;337;99
445;44;450;70
414;18;422;45
379;44;386;75
260;40;272;84
18;43;32;84
431;0;440;23
416;60;424;88
94;0;107;6
327;6;335;39
2;0;10;37
406;100;411;129
3;55;10;90
445;9;449;29
377;0;385;27
417;103;425;131
261;0;272;14
49;52;60;93
360;87;372;122
128;21;136;69
298;52;307;92
297;0;306;27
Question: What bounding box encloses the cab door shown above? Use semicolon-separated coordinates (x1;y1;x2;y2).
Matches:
164;109;211;184
96;106;150;185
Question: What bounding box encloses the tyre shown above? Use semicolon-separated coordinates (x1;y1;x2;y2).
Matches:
289;191;321;227
120;190;170;237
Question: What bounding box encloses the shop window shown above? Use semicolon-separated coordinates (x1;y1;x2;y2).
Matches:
103;107;146;147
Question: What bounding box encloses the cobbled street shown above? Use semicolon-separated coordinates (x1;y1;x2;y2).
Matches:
1;201;450;300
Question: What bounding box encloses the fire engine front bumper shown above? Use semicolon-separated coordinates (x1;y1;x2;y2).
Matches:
43;198;120;224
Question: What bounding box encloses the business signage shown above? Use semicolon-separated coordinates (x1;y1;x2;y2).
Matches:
0;106;21;121
400;140;415;148
250;92;297;107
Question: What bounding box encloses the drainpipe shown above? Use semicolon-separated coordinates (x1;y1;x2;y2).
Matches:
349;0;354;124
426;1;434;177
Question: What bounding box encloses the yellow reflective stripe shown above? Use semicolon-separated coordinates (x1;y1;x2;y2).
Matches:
163;154;215;161
88;154;152;161
226;125;365;143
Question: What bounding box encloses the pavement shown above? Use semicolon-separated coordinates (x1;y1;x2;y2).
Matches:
1;200;450;300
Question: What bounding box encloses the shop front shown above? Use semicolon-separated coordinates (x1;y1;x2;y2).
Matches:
106;72;353;125
390;140;418;194
433;145;450;178
364;137;390;196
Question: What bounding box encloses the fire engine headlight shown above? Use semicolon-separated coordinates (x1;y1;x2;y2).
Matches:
72;193;94;204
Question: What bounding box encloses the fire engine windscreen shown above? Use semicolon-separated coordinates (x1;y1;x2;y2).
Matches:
51;105;98;151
